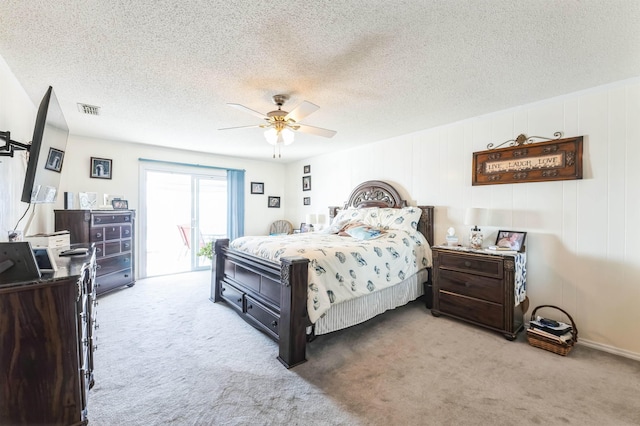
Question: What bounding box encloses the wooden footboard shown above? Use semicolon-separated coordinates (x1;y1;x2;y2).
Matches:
211;239;310;368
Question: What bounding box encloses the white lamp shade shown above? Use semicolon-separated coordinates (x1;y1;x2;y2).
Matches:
464;208;486;227
264;127;295;146
281;128;294;145
264;128;278;145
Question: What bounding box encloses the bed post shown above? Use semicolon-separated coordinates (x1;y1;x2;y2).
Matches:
210;238;229;303
277;256;309;368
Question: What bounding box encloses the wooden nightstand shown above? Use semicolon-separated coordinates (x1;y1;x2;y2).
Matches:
431;246;525;340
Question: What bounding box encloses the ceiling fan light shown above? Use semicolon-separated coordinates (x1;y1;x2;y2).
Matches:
282;128;294;145
264;128;278;145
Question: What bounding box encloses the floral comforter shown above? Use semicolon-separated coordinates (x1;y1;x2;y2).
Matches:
230;230;432;324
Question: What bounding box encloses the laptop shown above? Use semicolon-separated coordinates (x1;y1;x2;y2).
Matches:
0;242;42;284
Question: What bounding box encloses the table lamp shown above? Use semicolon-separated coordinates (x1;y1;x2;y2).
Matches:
464;208;486;249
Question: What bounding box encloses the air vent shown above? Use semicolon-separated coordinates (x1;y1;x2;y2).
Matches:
77;103;101;116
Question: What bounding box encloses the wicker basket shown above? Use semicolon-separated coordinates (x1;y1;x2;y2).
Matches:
526;305;578;356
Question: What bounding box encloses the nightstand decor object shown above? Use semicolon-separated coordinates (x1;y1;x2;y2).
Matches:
464;207;487;249
431;246;527;340
445;227;458;246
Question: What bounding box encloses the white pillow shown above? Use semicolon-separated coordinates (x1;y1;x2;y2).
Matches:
363;207;422;232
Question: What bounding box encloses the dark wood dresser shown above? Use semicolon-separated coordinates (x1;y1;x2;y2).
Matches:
55;209;135;295
431;246;525;340
0;248;97;425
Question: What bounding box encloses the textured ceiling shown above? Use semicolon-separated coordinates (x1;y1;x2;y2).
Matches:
1;1;639;162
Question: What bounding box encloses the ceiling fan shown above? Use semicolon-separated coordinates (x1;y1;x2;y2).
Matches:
219;94;337;157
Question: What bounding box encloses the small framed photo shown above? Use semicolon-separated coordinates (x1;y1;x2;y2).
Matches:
300;223;309;233
45;148;64;172
302;175;311;191
90;157;112;179
303;165;311;174
268;196;280;208
112;199;129;210
251;182;264;194
303;197;311;206
495;230;527;252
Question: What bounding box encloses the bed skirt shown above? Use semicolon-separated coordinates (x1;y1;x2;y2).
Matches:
313;268;429;335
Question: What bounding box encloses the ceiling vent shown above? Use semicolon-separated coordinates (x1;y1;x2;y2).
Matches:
77;103;101;116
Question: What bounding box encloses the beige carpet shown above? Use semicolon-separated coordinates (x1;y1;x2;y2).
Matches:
89;271;640;425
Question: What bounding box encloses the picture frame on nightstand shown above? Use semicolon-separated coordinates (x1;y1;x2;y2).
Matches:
495;230;526;252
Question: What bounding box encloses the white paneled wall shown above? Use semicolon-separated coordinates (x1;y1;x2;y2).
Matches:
286;78;640;359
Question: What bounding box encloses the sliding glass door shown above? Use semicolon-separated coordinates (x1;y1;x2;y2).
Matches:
139;163;227;277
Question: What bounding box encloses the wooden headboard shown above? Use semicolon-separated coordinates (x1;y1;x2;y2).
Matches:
328;180;434;245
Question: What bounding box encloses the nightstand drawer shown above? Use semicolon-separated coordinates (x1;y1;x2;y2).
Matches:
438;269;504;303
438;253;503;278
439;291;503;329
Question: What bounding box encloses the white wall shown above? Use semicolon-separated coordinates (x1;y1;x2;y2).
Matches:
0;56;35;238
284;78;640;359
58;135;287;238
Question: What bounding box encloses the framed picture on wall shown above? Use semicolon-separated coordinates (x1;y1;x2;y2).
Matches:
45;148;64;172
251;182;264;194
90;157;112;179
268;196;280;208
303;165;311;174
303;197;310;205
302;176;311;191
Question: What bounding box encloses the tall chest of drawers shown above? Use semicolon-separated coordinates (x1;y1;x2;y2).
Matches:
431;247;525;340
55;209;135;295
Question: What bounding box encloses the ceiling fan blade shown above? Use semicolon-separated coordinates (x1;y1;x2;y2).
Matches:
285;101;320;122
218;124;261;131
227;103;268;120
294;123;337;138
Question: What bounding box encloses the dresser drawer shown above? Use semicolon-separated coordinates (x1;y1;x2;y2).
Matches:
245;295;279;339
438;291;503;329
104;241;121;256
121;239;132;252
92;213;132;225
97;254;132;276
96;269;133;294
104;226;121;241
89;228;105;242
438;269;504;304
438;252;503;279
220;280;244;312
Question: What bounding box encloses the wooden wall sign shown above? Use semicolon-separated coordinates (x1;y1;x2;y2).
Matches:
472;135;583;185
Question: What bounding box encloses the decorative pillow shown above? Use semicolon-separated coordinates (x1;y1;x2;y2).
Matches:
344;224;386;240
321;208;369;234
363;207;422;232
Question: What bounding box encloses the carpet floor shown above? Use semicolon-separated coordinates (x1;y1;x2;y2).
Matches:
88;271;640;425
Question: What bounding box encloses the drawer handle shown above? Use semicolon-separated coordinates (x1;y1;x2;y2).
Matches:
124;258;130;263
96;248;102;253
96;265;101;269
95;218;101;223
271;321;278;327
247;303;252;309
96;233;102;238
464;261;472;267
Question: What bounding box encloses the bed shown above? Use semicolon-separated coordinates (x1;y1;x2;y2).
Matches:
210;180;434;368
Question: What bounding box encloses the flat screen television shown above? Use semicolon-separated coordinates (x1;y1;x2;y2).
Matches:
21;86;69;203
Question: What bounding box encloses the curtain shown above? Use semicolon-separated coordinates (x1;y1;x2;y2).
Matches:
227;169;245;240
